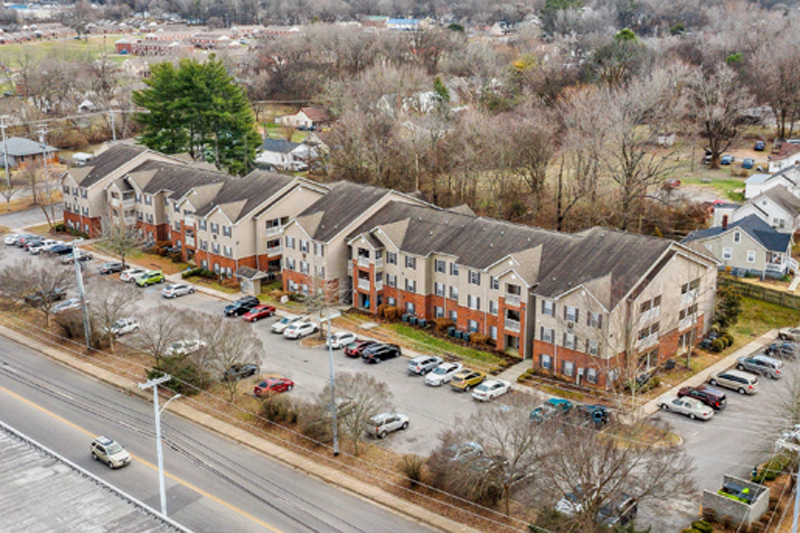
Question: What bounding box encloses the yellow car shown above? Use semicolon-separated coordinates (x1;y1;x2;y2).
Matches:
450;369;486;392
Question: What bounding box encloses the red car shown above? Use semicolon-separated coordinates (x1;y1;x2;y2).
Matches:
344;340;376;358
242;304;277;322
254;377;294;397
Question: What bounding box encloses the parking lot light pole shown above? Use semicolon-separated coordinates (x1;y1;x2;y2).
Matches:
73;244;92;349
325;311;341;456
138;375;176;516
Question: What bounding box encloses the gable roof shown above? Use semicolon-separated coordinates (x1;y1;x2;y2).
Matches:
744;173;770;184
259;138;300;154
682;214;792;253
75;144;148;188
0;136;58;157
757;185;800;217
126;159;230;199
300;106;331;123
192;169;294;222
295;181;395;242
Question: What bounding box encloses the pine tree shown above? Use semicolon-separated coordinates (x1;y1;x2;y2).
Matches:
133;57;261;175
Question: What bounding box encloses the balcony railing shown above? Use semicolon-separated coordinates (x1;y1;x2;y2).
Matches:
357;256;370;267
375;280;383;291
505;293;521;307
265;226;283;237
266;245;283;256
358;278;370;291
637;334;658;350
110;198;121;208
638;307;661;326
375;258;384;268
766;262;786;274
185;236;195;247
124;216;136;226
184;216;195;227
504;317;521;332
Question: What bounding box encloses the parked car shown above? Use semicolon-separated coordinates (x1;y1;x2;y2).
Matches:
446;441;485;463
658;395;714;420
425;362;464;386
362;343;402;363
47;244;73;256
576;404;611;427
530;398;574;423
450;369;486;391
736;354;783;379
254;377;294;396
166;339;207;357
556;487;638;528
472;379;512;401
90;436;131;469
677;385;727;410
708;369;759;395
766;341;800;360
721;154;735;165
407;355;443;375
365;413;409;439
664;178;681;189
242;304;276;322
778;328;800;343
28;239;58;254
52;297;84;314
17;234;38;248
60;252;93;264
742;158;755;169
225;295;261;317
120;267;146;282
108;318;140;336
754;140;766;151
161;283;195;298
99;262;125;275
223;364;260;381
270;315;303;333
135;270;164;287
22;237;44;250
24;288;66;306
344;340;375;358
283;321;318;339
4;233;21;245
326;331;357;349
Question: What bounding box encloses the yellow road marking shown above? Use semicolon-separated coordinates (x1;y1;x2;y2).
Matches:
0;384;283;533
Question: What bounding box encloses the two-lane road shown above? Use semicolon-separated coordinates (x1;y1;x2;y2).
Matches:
0;335;435;533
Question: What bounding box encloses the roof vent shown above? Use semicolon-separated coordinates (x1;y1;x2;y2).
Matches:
501;230;504;235
490;243;493;247
429;231;433;236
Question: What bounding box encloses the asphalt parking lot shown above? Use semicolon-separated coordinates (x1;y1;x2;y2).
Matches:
0;239;491;456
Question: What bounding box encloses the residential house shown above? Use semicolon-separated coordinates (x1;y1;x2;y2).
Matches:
255;138;314;171
768;142;800;173
359;16;389;28
0;136;59;169
712;185;800;234
275;107;332;130
281;182;428;301
305;200;717;389
683;214;795;278
744;166;800;199
191;33;230;49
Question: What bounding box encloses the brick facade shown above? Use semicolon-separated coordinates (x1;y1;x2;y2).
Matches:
64;211;101;237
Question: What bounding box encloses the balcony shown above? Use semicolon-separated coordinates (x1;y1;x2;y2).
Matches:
357;256;370;267
375;280;383;291
110;198;121;208
184;216;195;227
505;293;521;307
637;334;658;350
185;236;195;247
375;258;384;268
504;317;521;332
123;216;136;226
266;245;283;256
122;197;135;208
766;262;787;274
265;226;283;237
358;278;370;291
638;307;661;326
678;316;694;331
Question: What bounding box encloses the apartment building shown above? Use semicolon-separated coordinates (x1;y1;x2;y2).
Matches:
290;200;718;389
280;182;428;301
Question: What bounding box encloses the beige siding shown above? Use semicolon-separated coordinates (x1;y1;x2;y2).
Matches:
253;186;325;255
701;230;767;272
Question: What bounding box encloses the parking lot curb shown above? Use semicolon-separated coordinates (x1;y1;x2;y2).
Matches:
639;330;778;417
0;324;476;533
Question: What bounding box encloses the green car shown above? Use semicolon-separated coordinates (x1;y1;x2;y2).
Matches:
135;270;164;287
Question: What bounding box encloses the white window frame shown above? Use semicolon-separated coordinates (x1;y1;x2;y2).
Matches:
722;247;732;260
747;250;756;263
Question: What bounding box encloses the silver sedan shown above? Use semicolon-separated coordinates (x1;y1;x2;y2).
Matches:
658;396;714;421
161;283;195;298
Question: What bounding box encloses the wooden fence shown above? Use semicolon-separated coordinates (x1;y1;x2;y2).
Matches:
719;276;800;310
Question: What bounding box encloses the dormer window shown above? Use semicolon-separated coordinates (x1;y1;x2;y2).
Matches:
733;231;741;243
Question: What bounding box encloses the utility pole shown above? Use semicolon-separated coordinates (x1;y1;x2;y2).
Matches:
73;244;92;349
138;375;179;517
109;109;117;141
325;311;342;456
0;115;10;187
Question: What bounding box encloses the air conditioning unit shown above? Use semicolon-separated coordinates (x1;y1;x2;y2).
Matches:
567;321;574;329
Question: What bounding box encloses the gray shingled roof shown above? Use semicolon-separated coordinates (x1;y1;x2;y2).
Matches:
0;136;58;157
259;138;300;154
296;181;393;242
0;422;187;533
128;159;230;200
348;202;678;310
682;214;792;253
193;169;294;222
759;185;800;217
76;144;147;188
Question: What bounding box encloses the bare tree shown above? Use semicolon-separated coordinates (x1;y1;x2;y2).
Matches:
130;306;189;367
748;37;800;141
60;0;96;40
685;63;755;169
17;161;43;206
0;175;24;211
86;278;138;353
100;217;145;269
320;372;392;455
0;257;75;327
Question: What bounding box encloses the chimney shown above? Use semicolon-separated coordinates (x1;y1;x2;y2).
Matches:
722;214;728;230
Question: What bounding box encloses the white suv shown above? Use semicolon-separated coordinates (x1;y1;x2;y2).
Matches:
90;436;131;469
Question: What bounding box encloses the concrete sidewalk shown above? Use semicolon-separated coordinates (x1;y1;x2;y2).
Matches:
639;330;778;416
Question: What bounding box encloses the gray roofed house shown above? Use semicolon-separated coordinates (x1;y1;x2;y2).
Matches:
0;136;59;169
73;144;148;188
683;214;792;253
713;184;800;233
255;138;313;170
127;159;230;200
192;169;294;222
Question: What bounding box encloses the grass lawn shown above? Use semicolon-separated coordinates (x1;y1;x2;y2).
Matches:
681;175;747;202
183;276;240;294
2;34;123;61
731;297;800;338
385;323;504;367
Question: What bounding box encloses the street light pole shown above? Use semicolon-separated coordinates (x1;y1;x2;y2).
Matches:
138;375;175;516
325;311;341;456
73;243;92;349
